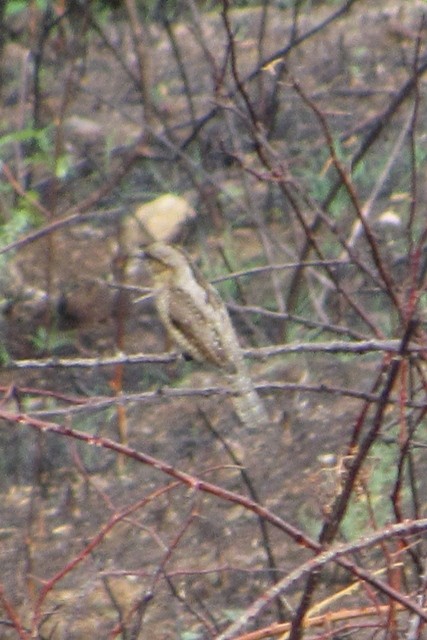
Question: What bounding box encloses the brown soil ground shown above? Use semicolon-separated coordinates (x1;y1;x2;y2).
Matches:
0;2;426;639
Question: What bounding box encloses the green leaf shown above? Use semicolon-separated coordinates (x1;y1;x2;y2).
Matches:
0;128;45;148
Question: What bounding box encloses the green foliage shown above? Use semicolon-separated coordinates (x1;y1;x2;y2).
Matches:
299;440;408;542
200;242;242;302
214;272;240;304
0;128;47;149
0;125;54;180
0;205;36;242
0;344;11;366
414;143;427;168
340;441;404;540
142;362;177;388
296;137;351;217
55;153;73;179
30;326;75;354
180;633;202;640
222;608;245;622
5;0;49;17
0;196;42;275
0;126;60;254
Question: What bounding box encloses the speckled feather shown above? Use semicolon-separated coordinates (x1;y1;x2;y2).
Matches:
144;242;268;429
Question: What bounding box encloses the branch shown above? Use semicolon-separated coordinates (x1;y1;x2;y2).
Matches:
4;409;426;635
217;518;427;640
3;339;425;371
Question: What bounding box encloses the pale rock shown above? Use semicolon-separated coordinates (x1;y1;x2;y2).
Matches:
123;193;196;250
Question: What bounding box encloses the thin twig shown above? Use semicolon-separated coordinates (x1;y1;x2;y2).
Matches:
217;518;427;640
3;338;425;371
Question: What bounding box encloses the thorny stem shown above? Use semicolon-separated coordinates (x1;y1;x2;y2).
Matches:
287;320;417;640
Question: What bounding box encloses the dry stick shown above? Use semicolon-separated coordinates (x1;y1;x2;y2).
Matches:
2;407;427;631
98;576;126;639
388;29;426;583
3;338;426;372
249;0;360;86
163;17;197;127
408;23;423;243
4;338;427;379
291;78;401;317
0;137;144;257
2;117;231;258
220;2;382;337
86;11;140;89
342;106;415;254
287;320;417;640
221;97;286;314
283;171;387;294
406;25;427;309
10;380;427;421
212;259;350;283
286;51;427;315
139;111;239;218
406;570;427;640
0;584;29;640
185;0;221;79
220;0;265;144
260;0;297;140
4;341;426;416
0;0;6;95
0;2;373;263
199;409;287;622
279;205;383;334
27;483;177;635
43;38;82;350
238;127;386;337
183;4;233;229
124;0;155;130
110;241;130;469
180;0;360;152
1;162;52;219
14;48;31;187
229;301;368;340
391;404;427;576
357;477;401;640
4;6;357;266
255;0;270;125
123;504;214;639
350;52;427;171
20;12;78;511
181;0;233;226
216;518;427;640
153;508;217;638
279;190;384;339
0;199;123;256
234;604;412;640
0;159;130;249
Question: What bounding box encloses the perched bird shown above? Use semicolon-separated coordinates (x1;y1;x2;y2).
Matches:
142;242;268;429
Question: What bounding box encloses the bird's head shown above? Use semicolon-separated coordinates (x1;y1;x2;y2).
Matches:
142;242;191;284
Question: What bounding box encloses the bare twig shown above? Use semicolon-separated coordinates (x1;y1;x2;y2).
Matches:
3;338;425;372
217;518;427;640
2;405;427;635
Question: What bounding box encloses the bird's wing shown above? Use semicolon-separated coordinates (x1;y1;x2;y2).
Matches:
166;285;233;369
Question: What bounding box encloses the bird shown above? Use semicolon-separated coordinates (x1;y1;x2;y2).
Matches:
142;242;268;430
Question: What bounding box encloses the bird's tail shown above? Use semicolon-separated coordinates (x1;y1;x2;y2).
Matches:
230;366;268;430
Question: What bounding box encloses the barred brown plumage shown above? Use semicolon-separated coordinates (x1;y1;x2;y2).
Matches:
142;242;268;429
